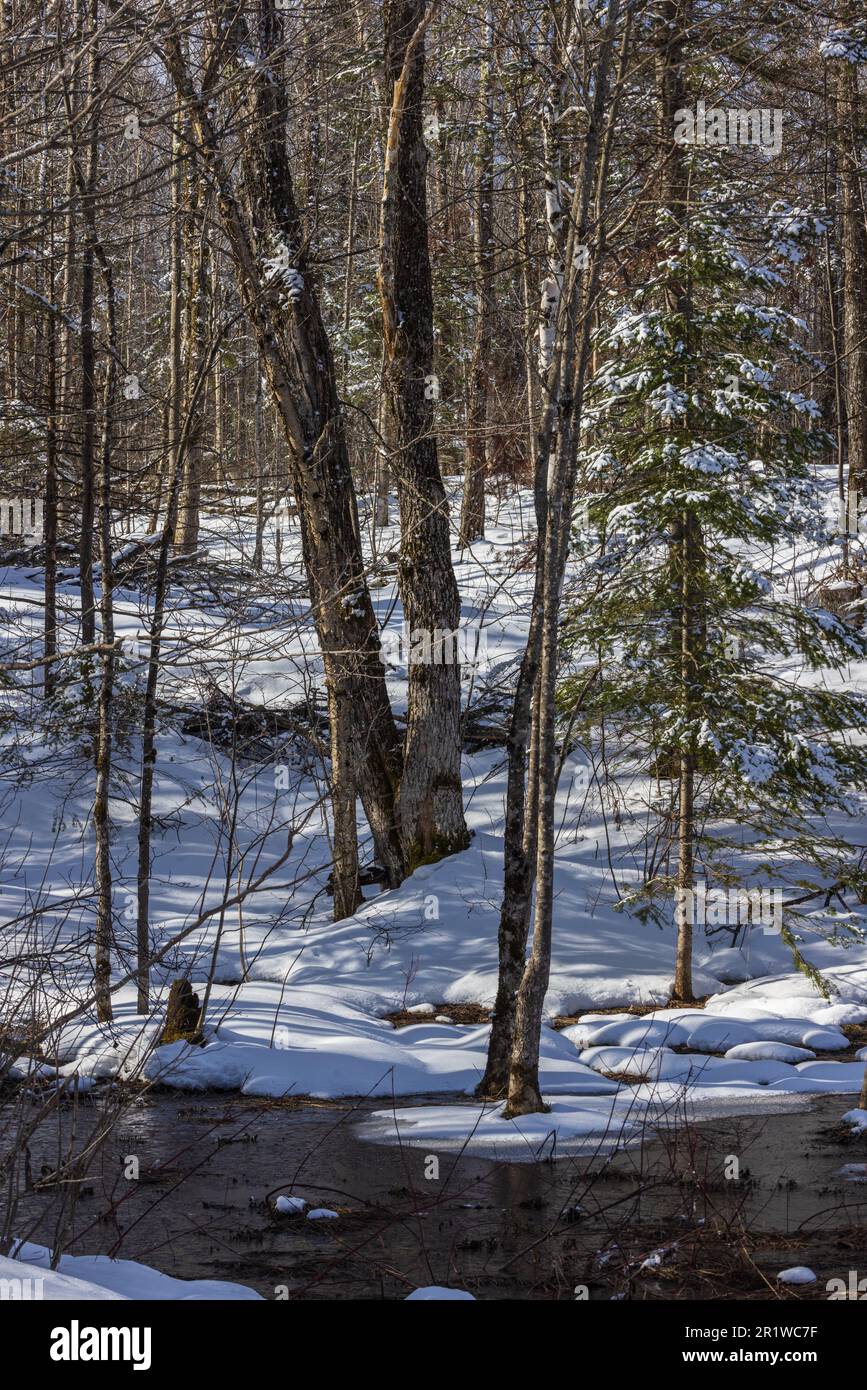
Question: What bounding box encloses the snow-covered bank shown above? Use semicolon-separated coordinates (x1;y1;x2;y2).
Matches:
0;1243;262;1300
354;1087;816;1160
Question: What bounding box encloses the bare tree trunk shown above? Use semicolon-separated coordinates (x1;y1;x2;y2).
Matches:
834;16;867;535
252;364;266;571
328;684;361;919
212;274;225;487
77;0;99;648
57;5;83;542
538;44;567;381
134;329;219;1012
476;26;569;1102
43;125;58;701
374;343;391;530
476;593;545;1097
300;0;322;233
341;121;362;391
174;153;208;554
379;0;468;867
821;129;847;555
148;116;184;535
652;0;697;1004
504;0;625;1116
134;531;171;1014
519;171;539;478
92;254;118;1024
477;160;554;1096
459;5;494;547
673;568;696;1005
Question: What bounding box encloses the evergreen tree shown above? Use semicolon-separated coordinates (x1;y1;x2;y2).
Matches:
562;180;867;999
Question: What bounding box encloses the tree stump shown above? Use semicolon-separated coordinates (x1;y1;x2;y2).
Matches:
158;979;202;1045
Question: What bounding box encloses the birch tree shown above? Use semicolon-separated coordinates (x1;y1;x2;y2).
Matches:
478;0;626;1110
458;4;495;547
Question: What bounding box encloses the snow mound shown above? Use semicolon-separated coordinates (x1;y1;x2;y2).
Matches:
842;1109;867;1132
646;1011;761;1052
777;1266;816;1284
275;1195;307;1215
693;1004;848;1050
576;1018;690;1049
579;1046;681;1080
775;1061;867;1092
405;1287;475;1300
838;1164;867;1183
724;1041;816;1063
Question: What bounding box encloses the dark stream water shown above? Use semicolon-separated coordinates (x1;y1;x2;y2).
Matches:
5;1089;867;1300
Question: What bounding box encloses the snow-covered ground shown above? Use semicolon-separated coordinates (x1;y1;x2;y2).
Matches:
2;481;867;1157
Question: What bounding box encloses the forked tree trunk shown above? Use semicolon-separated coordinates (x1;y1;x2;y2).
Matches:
160;2;405;914
479;31;574;1095
504;0;624;1116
